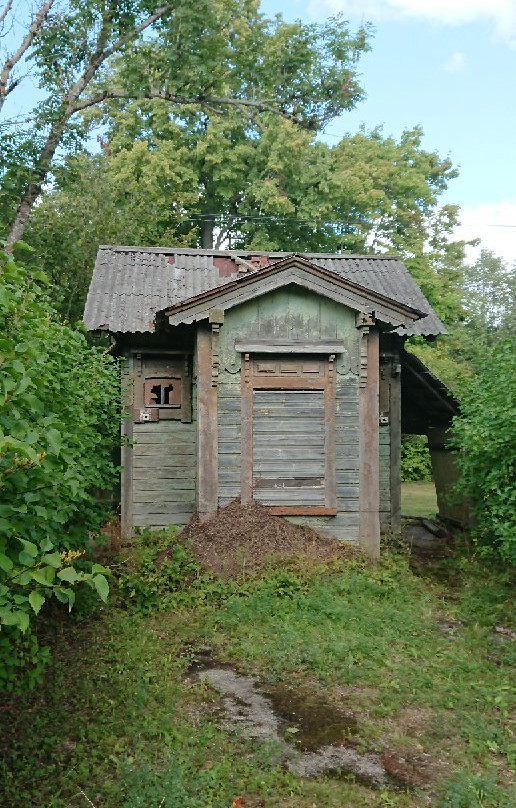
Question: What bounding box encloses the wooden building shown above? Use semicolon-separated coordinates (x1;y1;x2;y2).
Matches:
84;248;459;557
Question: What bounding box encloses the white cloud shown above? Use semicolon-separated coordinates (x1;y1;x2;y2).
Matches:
454;200;516;265
315;1;516;42
443;51;467;72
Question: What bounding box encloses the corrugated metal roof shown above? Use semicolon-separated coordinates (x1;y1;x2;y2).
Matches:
84;246;446;336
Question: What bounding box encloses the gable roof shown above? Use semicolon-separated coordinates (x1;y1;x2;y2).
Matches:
163;253;424;330
83;246;446;336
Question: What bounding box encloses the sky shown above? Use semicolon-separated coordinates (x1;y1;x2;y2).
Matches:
262;0;516;264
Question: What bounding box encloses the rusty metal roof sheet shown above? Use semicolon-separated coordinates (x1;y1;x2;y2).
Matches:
84;246;446;336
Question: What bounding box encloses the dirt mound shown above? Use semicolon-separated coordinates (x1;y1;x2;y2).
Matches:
182;499;356;577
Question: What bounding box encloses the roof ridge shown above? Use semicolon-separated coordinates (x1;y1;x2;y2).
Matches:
98;245;402;260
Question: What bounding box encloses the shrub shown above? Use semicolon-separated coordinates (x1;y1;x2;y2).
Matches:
401;434;432;481
117;528;203;612
0;247;120;688
452;338;516;564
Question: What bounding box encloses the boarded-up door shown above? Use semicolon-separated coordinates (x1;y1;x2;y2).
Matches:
252;390;325;506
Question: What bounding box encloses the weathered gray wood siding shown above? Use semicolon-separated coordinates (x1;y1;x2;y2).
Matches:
295;375;360;541
131;386;197;530
218;381;241;506
218;285;361;543
379;424;391;531
253;390;326;506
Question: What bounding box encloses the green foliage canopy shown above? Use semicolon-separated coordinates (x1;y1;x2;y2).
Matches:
26;122;465;325
452;338;516;564
0;0;369;244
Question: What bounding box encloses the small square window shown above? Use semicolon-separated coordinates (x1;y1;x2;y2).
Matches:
144;377;182;408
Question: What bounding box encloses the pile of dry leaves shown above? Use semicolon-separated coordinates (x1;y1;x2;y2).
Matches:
181;499;356;578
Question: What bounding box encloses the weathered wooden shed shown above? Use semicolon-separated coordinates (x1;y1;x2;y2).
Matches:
84;247;459;557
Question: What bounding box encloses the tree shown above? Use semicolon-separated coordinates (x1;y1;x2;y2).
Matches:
0;0;369;245
461;249;516;335
26;118;465;325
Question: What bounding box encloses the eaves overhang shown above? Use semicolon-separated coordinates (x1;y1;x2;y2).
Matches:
161;254;426;330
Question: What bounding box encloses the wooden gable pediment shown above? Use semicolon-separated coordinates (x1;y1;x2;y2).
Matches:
161;254;425;331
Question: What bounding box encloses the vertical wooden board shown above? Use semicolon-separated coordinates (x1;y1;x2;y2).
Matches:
121;357;134;540
389;370;402;532
359;329;380;558
196;326;218;519
379;424;391;520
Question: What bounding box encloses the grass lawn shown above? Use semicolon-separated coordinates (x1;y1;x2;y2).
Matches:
402;481;438;518
1;537;514;808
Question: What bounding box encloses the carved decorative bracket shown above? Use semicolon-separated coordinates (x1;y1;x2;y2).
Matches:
211;323;220;387
355;312;375;389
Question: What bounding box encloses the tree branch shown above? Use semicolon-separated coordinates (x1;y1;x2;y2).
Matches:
0;0;13;27
100;4;174;63
0;0;55;112
71;89;291;119
5;3;175;247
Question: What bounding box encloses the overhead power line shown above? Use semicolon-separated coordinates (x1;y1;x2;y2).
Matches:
180;212;516;229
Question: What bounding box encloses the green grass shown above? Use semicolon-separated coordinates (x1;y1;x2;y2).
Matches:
0;542;514;808
402;481;438;518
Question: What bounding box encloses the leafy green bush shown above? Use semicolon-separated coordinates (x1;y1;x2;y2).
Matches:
452;338;516;563
401;434;432;481
117;528;204;612
0;247;119;687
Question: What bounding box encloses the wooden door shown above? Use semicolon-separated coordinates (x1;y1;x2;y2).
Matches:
252;389;326;506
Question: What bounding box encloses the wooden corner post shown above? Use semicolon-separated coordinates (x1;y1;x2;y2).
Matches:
120;355;134;540
358;320;380;558
196;324;219;520
389;358;402;532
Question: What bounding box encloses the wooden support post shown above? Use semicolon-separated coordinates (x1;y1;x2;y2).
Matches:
427;426;469;525
121;356;134;540
240;353;253;504
196;326;218;520
389;361;402;532
359;328;380;558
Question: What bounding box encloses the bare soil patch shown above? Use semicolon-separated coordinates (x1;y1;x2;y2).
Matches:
182;499;358;577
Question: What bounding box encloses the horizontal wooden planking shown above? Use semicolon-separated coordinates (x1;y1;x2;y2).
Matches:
219;441;241;454
254;435;325;448
133;468;196;481
254;490;324;505
133;488;195;503
335;499;360;512
218;486;241;498
219;472;241;484
252;460;325;474
335;431;360;445
132;432;195;445
133;515;191;527
133;456;195;469
253;405;325;416
133;444;195;456
336;471;359;484
133;421;196;432
219;426;241;441
335;486;359;498
217;400;241;412
254;476;324;488
132;476;195;489
133;501;196;515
